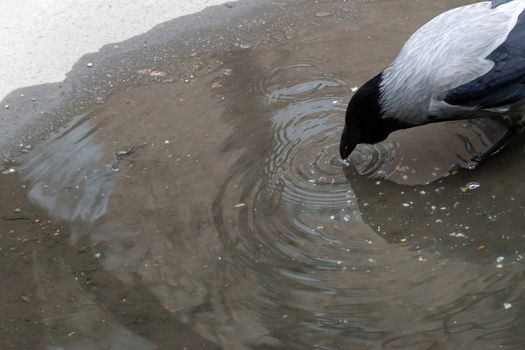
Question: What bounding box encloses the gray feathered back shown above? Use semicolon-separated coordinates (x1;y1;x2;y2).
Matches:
379;0;525;124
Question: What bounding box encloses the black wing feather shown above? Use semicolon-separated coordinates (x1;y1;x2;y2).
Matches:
445;8;525;109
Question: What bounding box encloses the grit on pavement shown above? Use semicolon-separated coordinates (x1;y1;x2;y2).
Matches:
0;0;232;102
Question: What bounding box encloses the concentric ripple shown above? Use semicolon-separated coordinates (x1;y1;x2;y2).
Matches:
210;55;525;349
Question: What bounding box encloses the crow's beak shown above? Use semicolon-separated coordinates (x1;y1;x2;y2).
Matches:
339;126;362;159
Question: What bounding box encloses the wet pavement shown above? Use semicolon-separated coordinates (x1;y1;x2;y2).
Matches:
2;0;525;349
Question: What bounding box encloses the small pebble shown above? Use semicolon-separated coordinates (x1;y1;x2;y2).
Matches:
504;302;512;310
2;168;15;175
351;87;359;92
211;81;223;89
4;104;9;109
450;232;466;238
466;182;480;190
87;62;93;67
149;69;167;77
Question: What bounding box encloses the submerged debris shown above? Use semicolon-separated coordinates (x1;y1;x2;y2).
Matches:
2;168;15;175
115;149;132;157
20;295;31;304
150;69;167;77
112;144;147;170
450;232;466;238
211;81;223;89
460;181;480;192
137;68;168;77
467;182;480;190
114;144;146;159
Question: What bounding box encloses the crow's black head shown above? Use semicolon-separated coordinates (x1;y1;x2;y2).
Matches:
340;73;411;159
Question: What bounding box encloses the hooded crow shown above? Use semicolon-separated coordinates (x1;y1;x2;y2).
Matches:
340;0;525;159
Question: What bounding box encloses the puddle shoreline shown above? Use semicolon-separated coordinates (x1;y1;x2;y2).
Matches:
0;0;275;161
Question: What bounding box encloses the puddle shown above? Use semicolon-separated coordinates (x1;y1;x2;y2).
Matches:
3;0;525;349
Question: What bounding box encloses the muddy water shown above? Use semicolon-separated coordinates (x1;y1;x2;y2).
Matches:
3;0;525;349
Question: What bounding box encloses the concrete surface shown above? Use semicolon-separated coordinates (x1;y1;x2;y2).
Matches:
0;0;232;102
